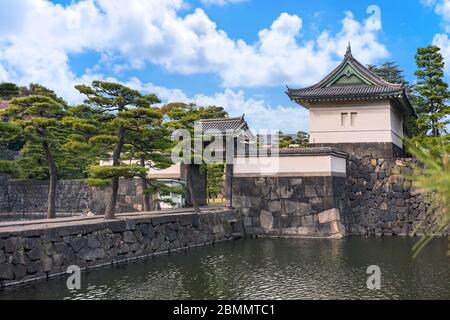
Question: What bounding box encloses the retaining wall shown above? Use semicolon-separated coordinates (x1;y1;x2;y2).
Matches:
342;157;447;236
233;176;347;239
0;210;241;286
0;179;151;219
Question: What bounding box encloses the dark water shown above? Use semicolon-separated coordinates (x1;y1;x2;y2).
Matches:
0;237;449;300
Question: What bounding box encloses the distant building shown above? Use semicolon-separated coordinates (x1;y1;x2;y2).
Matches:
195;115;255;157
287;44;415;158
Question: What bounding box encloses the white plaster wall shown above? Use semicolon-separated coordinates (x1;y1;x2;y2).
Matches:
330;155;347;174
233;155;346;177
390;107;404;148
148;163;181;179
99;160;181;179
308;101;403;147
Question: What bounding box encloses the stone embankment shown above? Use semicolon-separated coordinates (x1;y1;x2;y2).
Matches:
0;209;242;287
343;157;446;236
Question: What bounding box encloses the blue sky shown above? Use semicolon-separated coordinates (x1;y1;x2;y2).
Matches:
1;0;450;132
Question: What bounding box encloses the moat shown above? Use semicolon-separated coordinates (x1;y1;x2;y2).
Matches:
1;237;448;300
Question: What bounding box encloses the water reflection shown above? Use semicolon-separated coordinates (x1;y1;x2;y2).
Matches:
0;237;448;300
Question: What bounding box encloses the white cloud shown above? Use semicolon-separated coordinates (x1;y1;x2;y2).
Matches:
126;77;190;103
0;0;388;97
127;77;309;133
422;0;450;73
0;0;387;132
193;90;309;133
200;0;246;6
422;0;450;31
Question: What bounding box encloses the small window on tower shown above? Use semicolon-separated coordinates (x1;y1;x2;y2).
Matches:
341;113;348;127
351;112;357;126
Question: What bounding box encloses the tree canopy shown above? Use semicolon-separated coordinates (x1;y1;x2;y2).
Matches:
0;91;76;218
367;62;410;86
76;81;171;218
163;102;228;211
413;45;450;142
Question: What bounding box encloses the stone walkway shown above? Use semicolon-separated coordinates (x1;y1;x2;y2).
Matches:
0;205;227;234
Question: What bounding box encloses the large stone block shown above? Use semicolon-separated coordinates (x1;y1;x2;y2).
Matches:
260;211;273;230
283;200;297;214
4;237;18;253
304;185;317;197
268;201;281;213
0;263;14;280
41;256;53;272
278;185;294;199
301;215;315;227
318;208;340;224
26;246;43;261
296;227;316;236
77;247;105;261
297;203;312;216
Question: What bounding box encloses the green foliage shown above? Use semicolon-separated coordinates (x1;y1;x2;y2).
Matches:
0;92;98;181
86;178;112;189
0;160;17;174
275;131;309;148
87;164;148;189
164;102;228;131
367;62;420;137
0;95;66;161
295;131;310;145
89;164;147;179
76;81;171;217
146;180;184;198
406;138;450;258
29;83;68;106
276;132;293;148
207;164;224;198
0;82;20;99
0;89;73;218
163;102;228;161
367;62;410;86
163;102;228;211
0;122;22;143
15;142;50;179
413;45;450;138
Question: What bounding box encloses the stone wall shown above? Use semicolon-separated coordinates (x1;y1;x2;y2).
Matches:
342;157;446;236
0;210;241;286
310;142;405;159
233;176;346;238
0;179;154;219
0;174;8;213
0;145;19;161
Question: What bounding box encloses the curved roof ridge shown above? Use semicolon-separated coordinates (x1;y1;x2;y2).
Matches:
349;56;403;88
199;116;244;122
287;47;405;93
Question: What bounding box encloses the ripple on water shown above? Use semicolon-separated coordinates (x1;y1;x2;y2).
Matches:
0;237;449;300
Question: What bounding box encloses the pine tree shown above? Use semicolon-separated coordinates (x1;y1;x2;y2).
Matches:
76;81;166;219
367;62;410;86
207;164;225;201
0;95;66;218
295;131;309;145
163;102;228;212
274;131;294;148
0;83;20;100
121;94;174;211
414;45;450;138
368;62;420;137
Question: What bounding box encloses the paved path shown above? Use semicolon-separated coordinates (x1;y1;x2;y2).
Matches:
0;205;228;234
